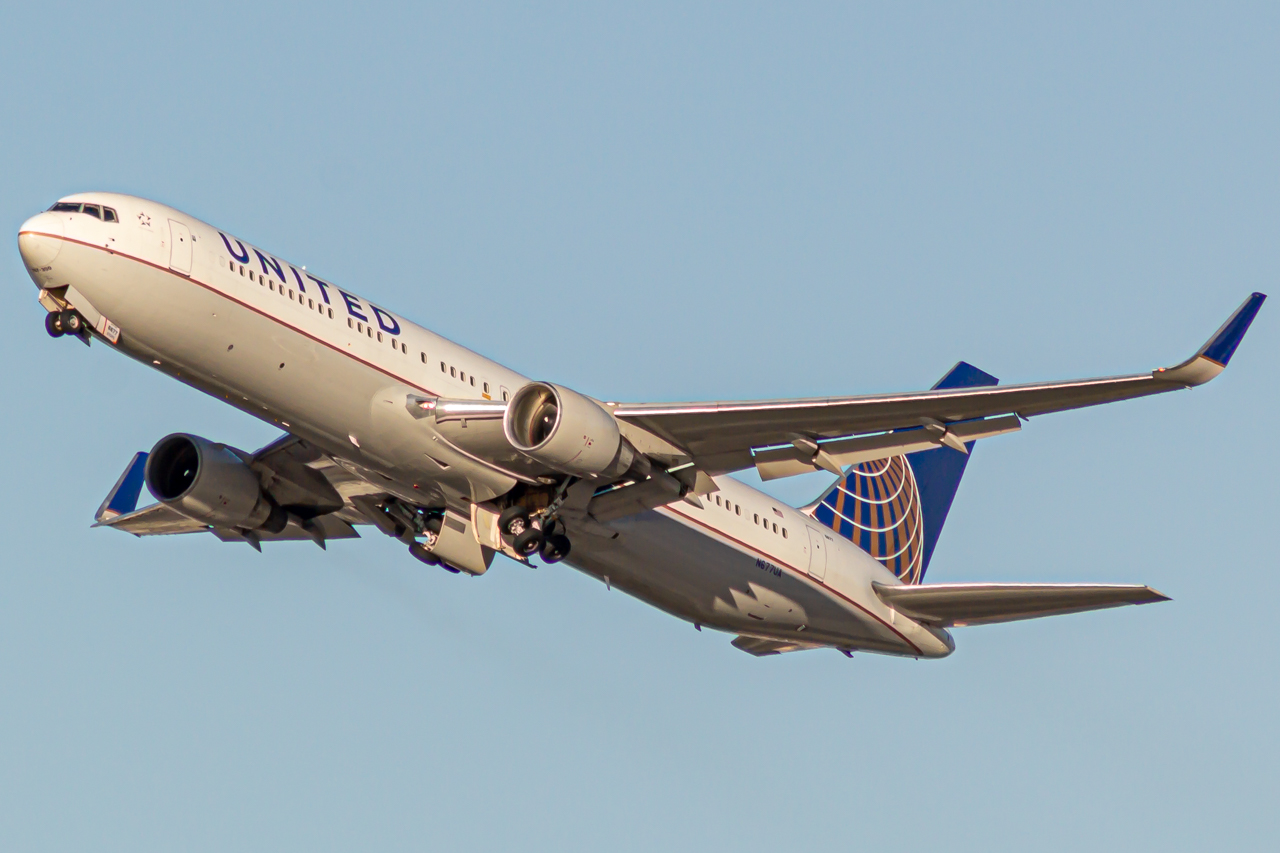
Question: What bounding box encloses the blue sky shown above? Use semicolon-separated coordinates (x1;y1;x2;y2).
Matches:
1;3;1277;850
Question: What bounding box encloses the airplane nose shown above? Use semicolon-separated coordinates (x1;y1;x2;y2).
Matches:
17;212;64;269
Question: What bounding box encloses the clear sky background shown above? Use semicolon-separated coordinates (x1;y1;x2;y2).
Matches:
1;3;1276;850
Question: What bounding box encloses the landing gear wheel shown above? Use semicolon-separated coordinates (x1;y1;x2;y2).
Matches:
408;541;439;565
60;310;83;335
540;533;571;564
512;527;544;558
498;505;531;543
45;312;64;338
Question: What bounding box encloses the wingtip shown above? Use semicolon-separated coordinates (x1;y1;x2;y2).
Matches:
1201;292;1266;368
1156;292;1265;386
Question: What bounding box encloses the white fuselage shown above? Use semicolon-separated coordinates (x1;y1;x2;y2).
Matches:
18;192;952;658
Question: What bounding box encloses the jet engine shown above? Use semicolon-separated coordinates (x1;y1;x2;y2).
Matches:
503;382;642;479
144;433;287;532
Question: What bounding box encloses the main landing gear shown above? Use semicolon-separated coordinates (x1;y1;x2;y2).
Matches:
45;309;86;339
498;505;572;565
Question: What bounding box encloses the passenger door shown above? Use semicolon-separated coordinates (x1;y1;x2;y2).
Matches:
806;526;828;581
168;219;192;275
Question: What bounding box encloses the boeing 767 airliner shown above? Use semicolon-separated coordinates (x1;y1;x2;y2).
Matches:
16;193;1265;658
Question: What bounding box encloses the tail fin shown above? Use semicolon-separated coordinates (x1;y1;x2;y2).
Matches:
808;362;998;584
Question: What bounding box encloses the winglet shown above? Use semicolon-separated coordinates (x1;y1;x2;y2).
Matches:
1157;292;1266;386
94;452;149;524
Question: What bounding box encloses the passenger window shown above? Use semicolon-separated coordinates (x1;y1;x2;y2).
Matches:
502;390;509;401
288;289;294;299
483;382;490;394
782;528;788;539
450;367;456;378
377;331;383;342
103;207;118;223
308;298;314;309
229;260;235;271
735;505;741;516
460;371;466;382
81;204;101;219
240;266;245;276
402;343;407;354
367;327;373;338
715;495;721;506
470;376;475;386
328;308;333;319
772;523;778;533
440;361;447;372
753;513;759;524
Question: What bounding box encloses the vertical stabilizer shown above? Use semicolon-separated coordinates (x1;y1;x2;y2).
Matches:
809;362;997;583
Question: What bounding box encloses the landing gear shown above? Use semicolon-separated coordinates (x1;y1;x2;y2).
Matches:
540;533;571;564
45;309;85;339
512;526;544;557
498;505;531;541
407;516;459;572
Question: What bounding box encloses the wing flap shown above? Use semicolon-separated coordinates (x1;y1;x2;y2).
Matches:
873;582;1170;627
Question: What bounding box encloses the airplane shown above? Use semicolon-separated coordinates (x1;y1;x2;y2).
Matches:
16;192;1266;658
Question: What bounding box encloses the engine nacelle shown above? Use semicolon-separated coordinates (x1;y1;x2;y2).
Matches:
144;433;286;532
503;382;637;479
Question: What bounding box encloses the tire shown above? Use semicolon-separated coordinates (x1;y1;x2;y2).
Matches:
408;541;439;565
45;312;64;338
61;311;83;334
498;505;530;542
512;527;543;557
540;533;571;564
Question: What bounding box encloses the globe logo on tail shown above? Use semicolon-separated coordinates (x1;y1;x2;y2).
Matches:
811;455;925;585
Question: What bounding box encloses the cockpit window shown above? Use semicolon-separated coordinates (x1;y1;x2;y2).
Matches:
47;201;118;221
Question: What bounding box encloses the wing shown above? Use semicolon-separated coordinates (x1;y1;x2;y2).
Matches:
873;582;1169;627
94;435;370;547
613;293;1266;476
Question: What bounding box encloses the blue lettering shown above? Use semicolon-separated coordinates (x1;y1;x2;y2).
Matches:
289;266;307;293
255;250;285;282
220;232;249;263
371;305;401;335
339;290;367;322
306;274;332;304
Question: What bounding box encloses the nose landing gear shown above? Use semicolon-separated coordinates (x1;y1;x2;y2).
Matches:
45;309;86;340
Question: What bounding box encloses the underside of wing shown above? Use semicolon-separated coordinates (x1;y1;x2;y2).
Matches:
611;293;1265;476
873;582;1170;627
93;434;373;547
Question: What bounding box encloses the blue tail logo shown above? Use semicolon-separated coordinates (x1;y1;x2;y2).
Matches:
809;362;998;584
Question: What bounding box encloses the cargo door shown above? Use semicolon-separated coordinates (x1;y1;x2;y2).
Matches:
168;219;192;275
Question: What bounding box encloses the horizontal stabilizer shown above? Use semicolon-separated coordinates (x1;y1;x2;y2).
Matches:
873;582;1169;627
